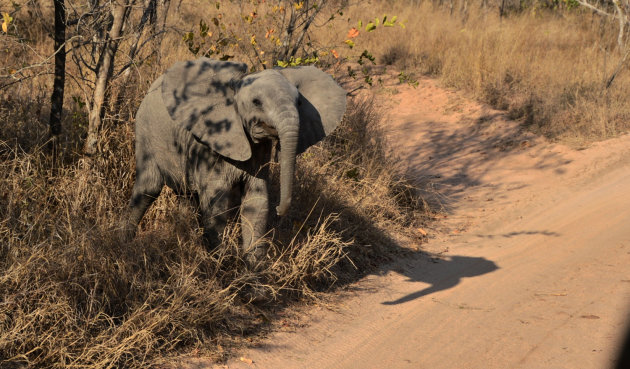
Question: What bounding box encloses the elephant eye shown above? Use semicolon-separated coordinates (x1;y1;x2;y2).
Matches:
252;98;262;107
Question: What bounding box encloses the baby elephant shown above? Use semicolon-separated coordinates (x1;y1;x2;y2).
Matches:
124;58;347;261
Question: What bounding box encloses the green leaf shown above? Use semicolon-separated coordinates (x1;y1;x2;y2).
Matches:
365;22;376;32
360;50;375;63
344;39;355;48
277;60;289;68
384;15;397;27
347;66;356;78
199;20;209;36
183;32;194;42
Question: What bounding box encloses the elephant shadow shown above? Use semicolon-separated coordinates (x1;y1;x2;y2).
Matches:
265;160;498;302
381;255;499;305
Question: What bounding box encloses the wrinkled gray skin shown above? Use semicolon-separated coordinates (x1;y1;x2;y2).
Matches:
124;58;346;262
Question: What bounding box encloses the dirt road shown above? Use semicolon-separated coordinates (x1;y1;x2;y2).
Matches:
224;78;630;369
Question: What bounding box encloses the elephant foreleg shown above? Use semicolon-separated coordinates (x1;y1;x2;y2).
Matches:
199;184;233;248
240;176;269;262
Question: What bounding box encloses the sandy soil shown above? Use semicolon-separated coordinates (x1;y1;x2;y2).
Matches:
216;77;630;368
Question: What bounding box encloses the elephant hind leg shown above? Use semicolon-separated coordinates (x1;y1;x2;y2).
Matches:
199;184;235;249
123;162;164;241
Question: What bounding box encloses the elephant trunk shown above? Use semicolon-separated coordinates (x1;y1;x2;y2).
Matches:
275;109;299;217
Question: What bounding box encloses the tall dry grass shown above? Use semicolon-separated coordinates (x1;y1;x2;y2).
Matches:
338;0;630;144
0;88;429;367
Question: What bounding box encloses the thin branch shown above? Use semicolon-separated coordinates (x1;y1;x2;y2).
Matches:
113;30;167;78
576;0;617;17
289;5;322;58
0;36;82;80
0;71;54;90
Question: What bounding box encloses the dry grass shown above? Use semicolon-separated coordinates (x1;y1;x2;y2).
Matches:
337;0;630;144
6;0;624;366
0;2;431;366
0;89;429;367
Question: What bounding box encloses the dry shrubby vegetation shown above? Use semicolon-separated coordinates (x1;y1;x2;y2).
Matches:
0;96;426;367
353;0;630;143
0;2;429;366
1;0;629;366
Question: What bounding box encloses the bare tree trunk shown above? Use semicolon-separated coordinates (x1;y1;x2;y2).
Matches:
606;47;630;88
277;7;297;62
127;0;156;64
49;0;66;138
289;7;320;58
460;0;469;21
613;0;627;50
84;1;129;155
113;0;159;119
155;0;170;64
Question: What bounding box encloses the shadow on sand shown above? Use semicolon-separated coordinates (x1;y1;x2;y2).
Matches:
381;255;499;305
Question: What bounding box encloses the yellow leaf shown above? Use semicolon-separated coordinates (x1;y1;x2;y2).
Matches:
250;34;256;45
2;12;11;24
294;1;304;10
2;12;11;33
239;357;254;365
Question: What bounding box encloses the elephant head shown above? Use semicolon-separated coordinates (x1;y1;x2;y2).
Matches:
160;57;347;216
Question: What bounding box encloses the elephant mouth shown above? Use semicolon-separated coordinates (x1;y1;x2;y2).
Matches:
249;119;279;141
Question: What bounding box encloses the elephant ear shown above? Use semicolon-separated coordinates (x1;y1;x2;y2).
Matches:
161;57;252;161
277;66;347;154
